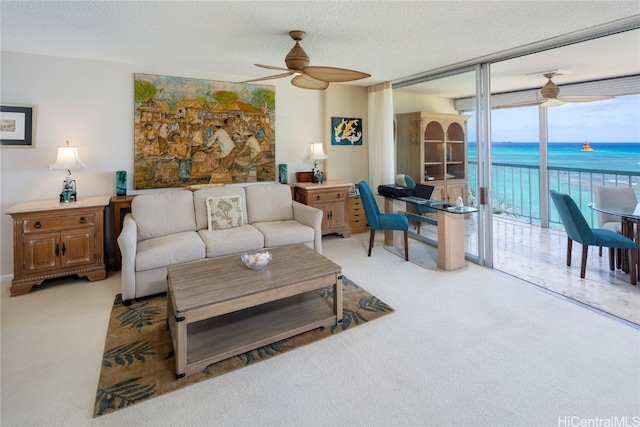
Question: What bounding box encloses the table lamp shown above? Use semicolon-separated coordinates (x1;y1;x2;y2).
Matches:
49;140;86;202
306;142;328;183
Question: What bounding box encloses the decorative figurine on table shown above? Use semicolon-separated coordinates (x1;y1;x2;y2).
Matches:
60;169;77;203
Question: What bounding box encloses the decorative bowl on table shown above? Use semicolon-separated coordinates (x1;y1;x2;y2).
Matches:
241;251;272;270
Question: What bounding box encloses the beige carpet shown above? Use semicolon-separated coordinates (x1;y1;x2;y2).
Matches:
94;276;393;417
2;233;639;426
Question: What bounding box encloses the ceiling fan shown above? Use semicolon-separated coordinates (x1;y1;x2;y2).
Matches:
507;72;614;108
241;30;371;90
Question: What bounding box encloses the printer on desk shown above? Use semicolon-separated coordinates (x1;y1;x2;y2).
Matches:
377;184;414;198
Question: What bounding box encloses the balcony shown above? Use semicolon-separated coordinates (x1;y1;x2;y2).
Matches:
470;162;640;325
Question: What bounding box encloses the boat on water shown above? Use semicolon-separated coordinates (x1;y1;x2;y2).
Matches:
581;140;595;152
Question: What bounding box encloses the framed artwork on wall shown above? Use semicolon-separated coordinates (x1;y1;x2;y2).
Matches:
133;73;276;189
0;104;36;148
331;117;362;145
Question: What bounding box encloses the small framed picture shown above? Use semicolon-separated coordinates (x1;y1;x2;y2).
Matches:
331;117;363;145
1;104;36;148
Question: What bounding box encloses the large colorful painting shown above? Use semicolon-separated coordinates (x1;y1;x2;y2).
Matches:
134;73;276;189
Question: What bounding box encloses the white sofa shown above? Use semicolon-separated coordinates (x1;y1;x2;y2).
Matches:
117;183;323;304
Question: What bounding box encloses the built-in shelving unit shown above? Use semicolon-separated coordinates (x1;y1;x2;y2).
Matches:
396;112;469;203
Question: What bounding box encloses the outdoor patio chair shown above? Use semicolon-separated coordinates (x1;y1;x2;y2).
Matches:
549;190;637;279
593;185;637;261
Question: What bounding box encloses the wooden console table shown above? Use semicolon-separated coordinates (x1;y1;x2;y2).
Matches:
110;195;136;271
5;196;110;296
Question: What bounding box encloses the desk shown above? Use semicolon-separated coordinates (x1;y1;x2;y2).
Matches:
383;196;477;271
590;202;639;285
110;195;136;271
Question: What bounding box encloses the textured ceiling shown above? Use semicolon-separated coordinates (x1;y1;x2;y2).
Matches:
1;1;639;91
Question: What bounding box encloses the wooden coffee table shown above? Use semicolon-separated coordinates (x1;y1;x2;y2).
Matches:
167;244;343;379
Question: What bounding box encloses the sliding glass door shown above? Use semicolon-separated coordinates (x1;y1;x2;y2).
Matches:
393;67;485;264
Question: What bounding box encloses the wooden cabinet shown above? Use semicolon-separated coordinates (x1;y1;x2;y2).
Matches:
396;111;470;203
5;196;110;296
293;181;352;237
348;195;367;233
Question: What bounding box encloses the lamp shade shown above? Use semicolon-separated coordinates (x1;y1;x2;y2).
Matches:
49;140;86;170
307;143;328;160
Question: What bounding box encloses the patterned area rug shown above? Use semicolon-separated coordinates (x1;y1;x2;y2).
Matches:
94;277;393;417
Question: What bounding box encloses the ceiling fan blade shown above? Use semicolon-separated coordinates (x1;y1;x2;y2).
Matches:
241;72;293;84
255;64;292;72
303;66;371;83
494;99;544;108
556;95;614;103
291;74;329;90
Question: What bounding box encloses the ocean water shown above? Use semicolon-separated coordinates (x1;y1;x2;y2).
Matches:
468;142;640;173
465;142;640;224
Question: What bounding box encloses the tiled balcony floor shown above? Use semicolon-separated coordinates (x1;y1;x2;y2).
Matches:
492;217;638;325
405;215;639;325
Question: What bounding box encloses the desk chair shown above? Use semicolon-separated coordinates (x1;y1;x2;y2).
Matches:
550;190;637;279
357;181;409;261
593;185;637;261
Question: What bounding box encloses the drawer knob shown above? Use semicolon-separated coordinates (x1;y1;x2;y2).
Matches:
79;217;86;224
34;221;41;229
337;193;341;198
315;195;320;201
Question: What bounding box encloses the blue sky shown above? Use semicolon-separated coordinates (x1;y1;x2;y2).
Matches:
468;93;640;143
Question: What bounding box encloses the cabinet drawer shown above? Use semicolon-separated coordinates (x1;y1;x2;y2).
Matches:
23;213;96;233
349;204;363;213
310;190;348;203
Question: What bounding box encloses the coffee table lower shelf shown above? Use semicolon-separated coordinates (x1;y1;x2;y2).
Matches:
168;290;338;379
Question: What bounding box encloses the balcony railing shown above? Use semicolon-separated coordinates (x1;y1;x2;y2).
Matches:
468;161;640;227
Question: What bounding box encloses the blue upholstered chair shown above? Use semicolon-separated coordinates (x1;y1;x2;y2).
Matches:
549;190;637;279
403;174;417;189
357;180;409;261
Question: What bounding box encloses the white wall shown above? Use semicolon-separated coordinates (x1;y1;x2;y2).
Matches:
0;52;367;279
393;91;457;115
323;85;369;187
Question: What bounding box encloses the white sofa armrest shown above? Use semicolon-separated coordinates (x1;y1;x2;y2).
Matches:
117;213;138;302
292;200;323;254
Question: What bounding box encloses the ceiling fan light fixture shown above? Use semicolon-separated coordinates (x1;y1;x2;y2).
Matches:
540;79;560;99
540;98;565;107
285;42;310;70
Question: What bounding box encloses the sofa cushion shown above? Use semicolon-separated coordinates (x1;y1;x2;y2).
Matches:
193;186;248;231
197;225;264;258
133;191;196;241
135;231;205;272
252;220;315;248
206;195;244;231
245;184;293;224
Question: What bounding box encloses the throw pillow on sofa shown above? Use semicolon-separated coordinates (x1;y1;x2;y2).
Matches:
206;195;244;231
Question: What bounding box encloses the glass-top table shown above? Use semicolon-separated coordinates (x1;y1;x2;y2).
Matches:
381;195;478;271
396;197;479;214
589;202;639;286
589;202;640;220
